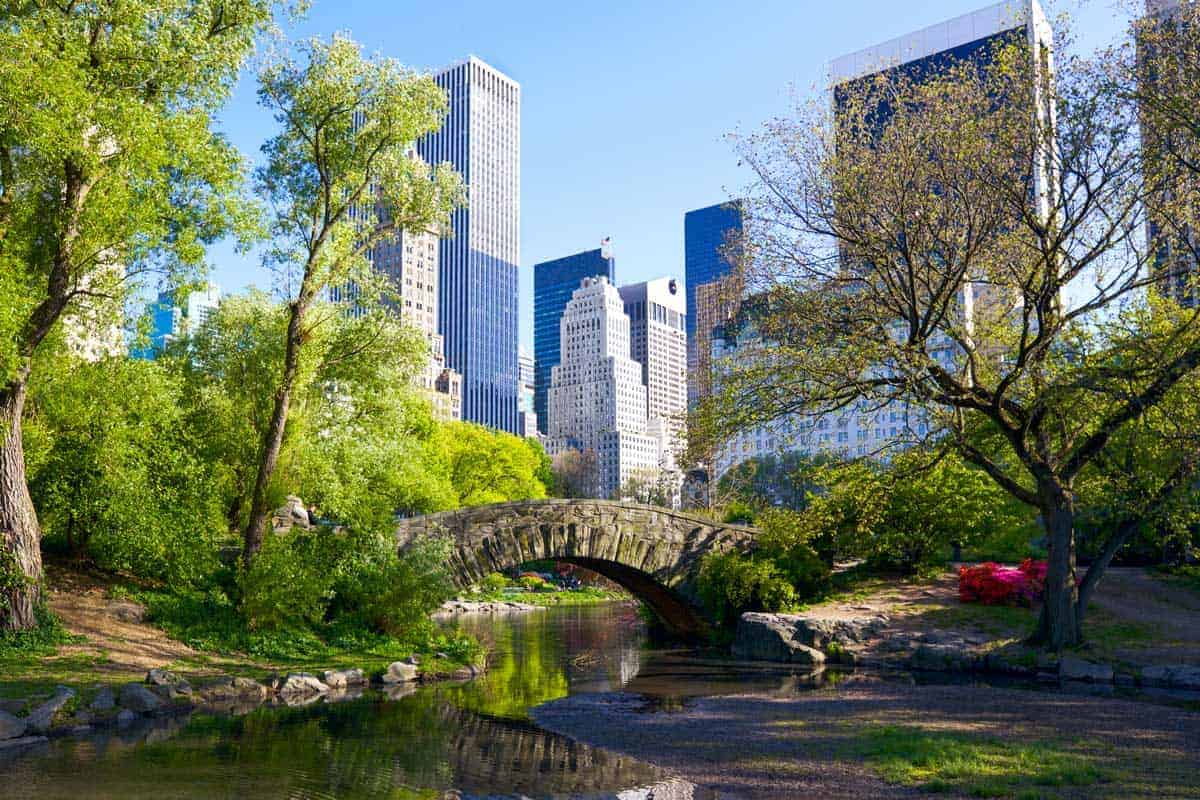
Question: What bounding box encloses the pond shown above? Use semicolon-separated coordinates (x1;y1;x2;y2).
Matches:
1;603;811;799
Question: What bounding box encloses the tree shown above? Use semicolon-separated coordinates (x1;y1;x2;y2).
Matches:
812;450;1033;572
702;24;1200;648
617;467;672;506
243;35;463;564
0;1;274;630
24;356;225;586
435;422;548;507
549;448;598;499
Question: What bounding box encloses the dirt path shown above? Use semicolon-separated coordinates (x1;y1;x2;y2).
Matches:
43;565;243;681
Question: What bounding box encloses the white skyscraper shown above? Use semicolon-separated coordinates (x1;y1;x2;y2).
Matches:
418;56;521;433
547;276;660;499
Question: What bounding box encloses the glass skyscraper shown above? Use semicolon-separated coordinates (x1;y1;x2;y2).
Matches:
418;57;521;433
533;245;615;434
684;201;743;406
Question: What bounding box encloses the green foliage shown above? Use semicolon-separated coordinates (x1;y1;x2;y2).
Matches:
697;552;796;628
715;451;837;511
809;450;1033;572
331;534;456;636
849;725;1109;798
0;604;80;657
481;573;509;594
722;500;758;525
518;575;550;592
436;422;549;506
754;509;830;597
240;530;337;631
25;356;224;585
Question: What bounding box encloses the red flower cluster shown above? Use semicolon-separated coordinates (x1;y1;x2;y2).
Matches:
958;559;1047;606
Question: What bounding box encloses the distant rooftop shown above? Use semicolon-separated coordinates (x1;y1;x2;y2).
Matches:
829;0;1047;85
435;54;521;87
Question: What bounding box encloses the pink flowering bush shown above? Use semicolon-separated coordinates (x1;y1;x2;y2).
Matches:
959;559;1047;606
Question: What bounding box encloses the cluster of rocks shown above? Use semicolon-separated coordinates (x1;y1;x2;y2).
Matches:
732;612;1200;692
432;600;546;619
732;612;889;668
0;658;485;753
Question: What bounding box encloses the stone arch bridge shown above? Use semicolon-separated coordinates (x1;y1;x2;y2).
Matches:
395;499;758;639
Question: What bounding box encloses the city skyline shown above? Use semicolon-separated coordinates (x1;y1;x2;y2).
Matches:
200;1;1130;354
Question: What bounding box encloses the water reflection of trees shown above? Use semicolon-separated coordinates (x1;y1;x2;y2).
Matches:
5;693;674;799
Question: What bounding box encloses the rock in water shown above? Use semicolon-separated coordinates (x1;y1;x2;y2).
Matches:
119;683;165;714
732;613;826;667
381;662;419;683
25;688;77;734
1059;657;1114;683
0;710;26;740
276;673;329;696
321;668;365;688
90;687;116;712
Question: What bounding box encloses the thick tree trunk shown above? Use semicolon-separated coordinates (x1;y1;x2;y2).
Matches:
241;300;308;566
1030;483;1082;649
0;379;43;632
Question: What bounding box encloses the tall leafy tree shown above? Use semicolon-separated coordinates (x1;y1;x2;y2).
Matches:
701;24;1200;648
243;35;463;564
0;1;274;630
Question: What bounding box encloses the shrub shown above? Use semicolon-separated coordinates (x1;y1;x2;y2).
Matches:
240;530;337;631
518;575;549;592
697;551;796;628
333;534;457;636
722;500;758;525
958;559;1047;606
480;572;509;594
755;509;830;598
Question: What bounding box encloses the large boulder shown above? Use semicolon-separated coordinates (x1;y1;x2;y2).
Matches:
275;673;329;696
0;710;26;740
119;683;165;714
322;668;366;689
732;613;826;667
910;643;975;672
381;661;420;683
25;687;76;734
90;687;116;712
1059;656;1114;683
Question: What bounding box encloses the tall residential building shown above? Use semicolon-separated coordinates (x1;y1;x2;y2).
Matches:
1141;0;1199;307
133;282;220;359
619;277;688;479
367;197;462;420
532;242;616;434
684;201;743;406
418;56;521;433
546;276;660;499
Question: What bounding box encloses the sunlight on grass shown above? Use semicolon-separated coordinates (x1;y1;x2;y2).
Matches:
848;725;1112;799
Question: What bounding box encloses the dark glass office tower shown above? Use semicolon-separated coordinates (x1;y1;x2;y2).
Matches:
418;57;521;432
533;246;616;434
684;201;743;406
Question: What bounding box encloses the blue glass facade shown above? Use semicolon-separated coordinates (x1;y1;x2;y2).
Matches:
532;248;615;434
418;58;521;433
684;201;743;403
131;292;178;360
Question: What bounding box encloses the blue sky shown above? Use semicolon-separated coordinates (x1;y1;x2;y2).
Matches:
206;0;1130;350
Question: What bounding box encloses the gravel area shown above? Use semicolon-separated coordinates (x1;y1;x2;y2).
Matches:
532;675;1200;799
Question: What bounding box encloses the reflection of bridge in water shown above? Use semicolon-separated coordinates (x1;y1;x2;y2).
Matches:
397;499;758;638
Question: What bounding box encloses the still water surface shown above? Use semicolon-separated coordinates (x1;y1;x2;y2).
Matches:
3;604;804;799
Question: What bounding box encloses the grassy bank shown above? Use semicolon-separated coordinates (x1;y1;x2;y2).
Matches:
0;564;482;701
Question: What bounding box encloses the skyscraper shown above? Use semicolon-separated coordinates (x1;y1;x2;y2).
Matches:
547;276;660;499
133;282;220;360
418;56;521;432
1140;0;1199;307
518;346;538;437
684;201;743;406
532;243;616;434
619;278;688;427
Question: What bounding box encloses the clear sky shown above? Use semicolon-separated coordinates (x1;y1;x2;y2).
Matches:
206;0;1130;350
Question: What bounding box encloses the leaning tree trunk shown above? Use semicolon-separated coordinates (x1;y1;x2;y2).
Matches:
241;299;308;566
1030;482;1082;650
0;379;43;632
